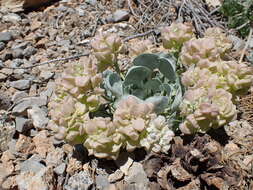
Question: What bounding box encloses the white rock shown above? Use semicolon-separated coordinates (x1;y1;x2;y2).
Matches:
27;106;49;129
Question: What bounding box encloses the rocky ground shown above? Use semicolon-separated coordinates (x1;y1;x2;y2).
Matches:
0;0;253;190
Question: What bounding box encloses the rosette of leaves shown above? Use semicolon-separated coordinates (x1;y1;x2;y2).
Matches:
220;0;253;37
103;53;184;116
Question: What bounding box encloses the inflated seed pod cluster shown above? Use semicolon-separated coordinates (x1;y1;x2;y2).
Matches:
48;23;253;159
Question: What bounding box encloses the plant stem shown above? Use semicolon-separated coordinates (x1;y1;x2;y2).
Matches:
239;27;253;63
113;53;121;74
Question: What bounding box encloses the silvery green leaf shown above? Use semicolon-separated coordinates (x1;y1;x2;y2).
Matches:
158;58;176;81
171;85;182;111
104;72;123;98
124;66;152;86
144;79;162;94
161;84;172;96
133;53;160;70
145;96;169;113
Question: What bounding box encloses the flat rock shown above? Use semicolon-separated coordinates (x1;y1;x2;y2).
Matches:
15;135;34;154
112;10;129;22
85;0;97;6
12;96;47;115
54;163;66;175
10;79;31;90
12;48;23;59
46;147;64;167
0;73;7;81
12;91;28;103
27;106;49;129
0;42;5;51
96;175;110;190
0;32;13;43
16;167;53;190
124;162;149;190
23;46;37;58
20;157;45;173
108;169;124;183
40;82;55;98
3;13;21;23
12;41;30;50
0;123;15;152
33;130;54;158
65;171;94;190
15;117;32;133
1;50;12;61
39;70;54;80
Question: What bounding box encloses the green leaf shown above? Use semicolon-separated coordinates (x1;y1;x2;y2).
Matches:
133;53;160;70
104;71;123;98
161;83;172;96
144;79;162;95
170;85;183;112
124;65;152;86
220;0;244;17
158;57;176;81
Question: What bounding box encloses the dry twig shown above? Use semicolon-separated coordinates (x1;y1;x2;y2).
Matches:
239;27;253;63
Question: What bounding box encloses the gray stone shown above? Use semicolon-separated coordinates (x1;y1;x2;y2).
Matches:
46;147;64;167
12;48;23;59
12;91;28;103
56;5;68;12
228;35;245;50
77;8;85;16
23;46;37;58
0;73;7;81
30;129;38;137
12;96;47;115
7;139;17;154
3;13;21;23
11;59;24;68
65;171;94;190
96;175;110;190
108;170;124;183
9;79;31;90
106;14;114;23
13;69;26;80
124;162;149;190
12;41;30;50
0;123;15;152
0;42;5;51
54;163;66;175
39;71;54;80
27;106;49;129
0;32;12;43
40;82;55;98
85;0;97;6
57;39;71;47
1;51;12;61
15;117;32;133
16;166;51;190
249;37;253;48
20;155;45;173
0;60;3;68
112;10;129;22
